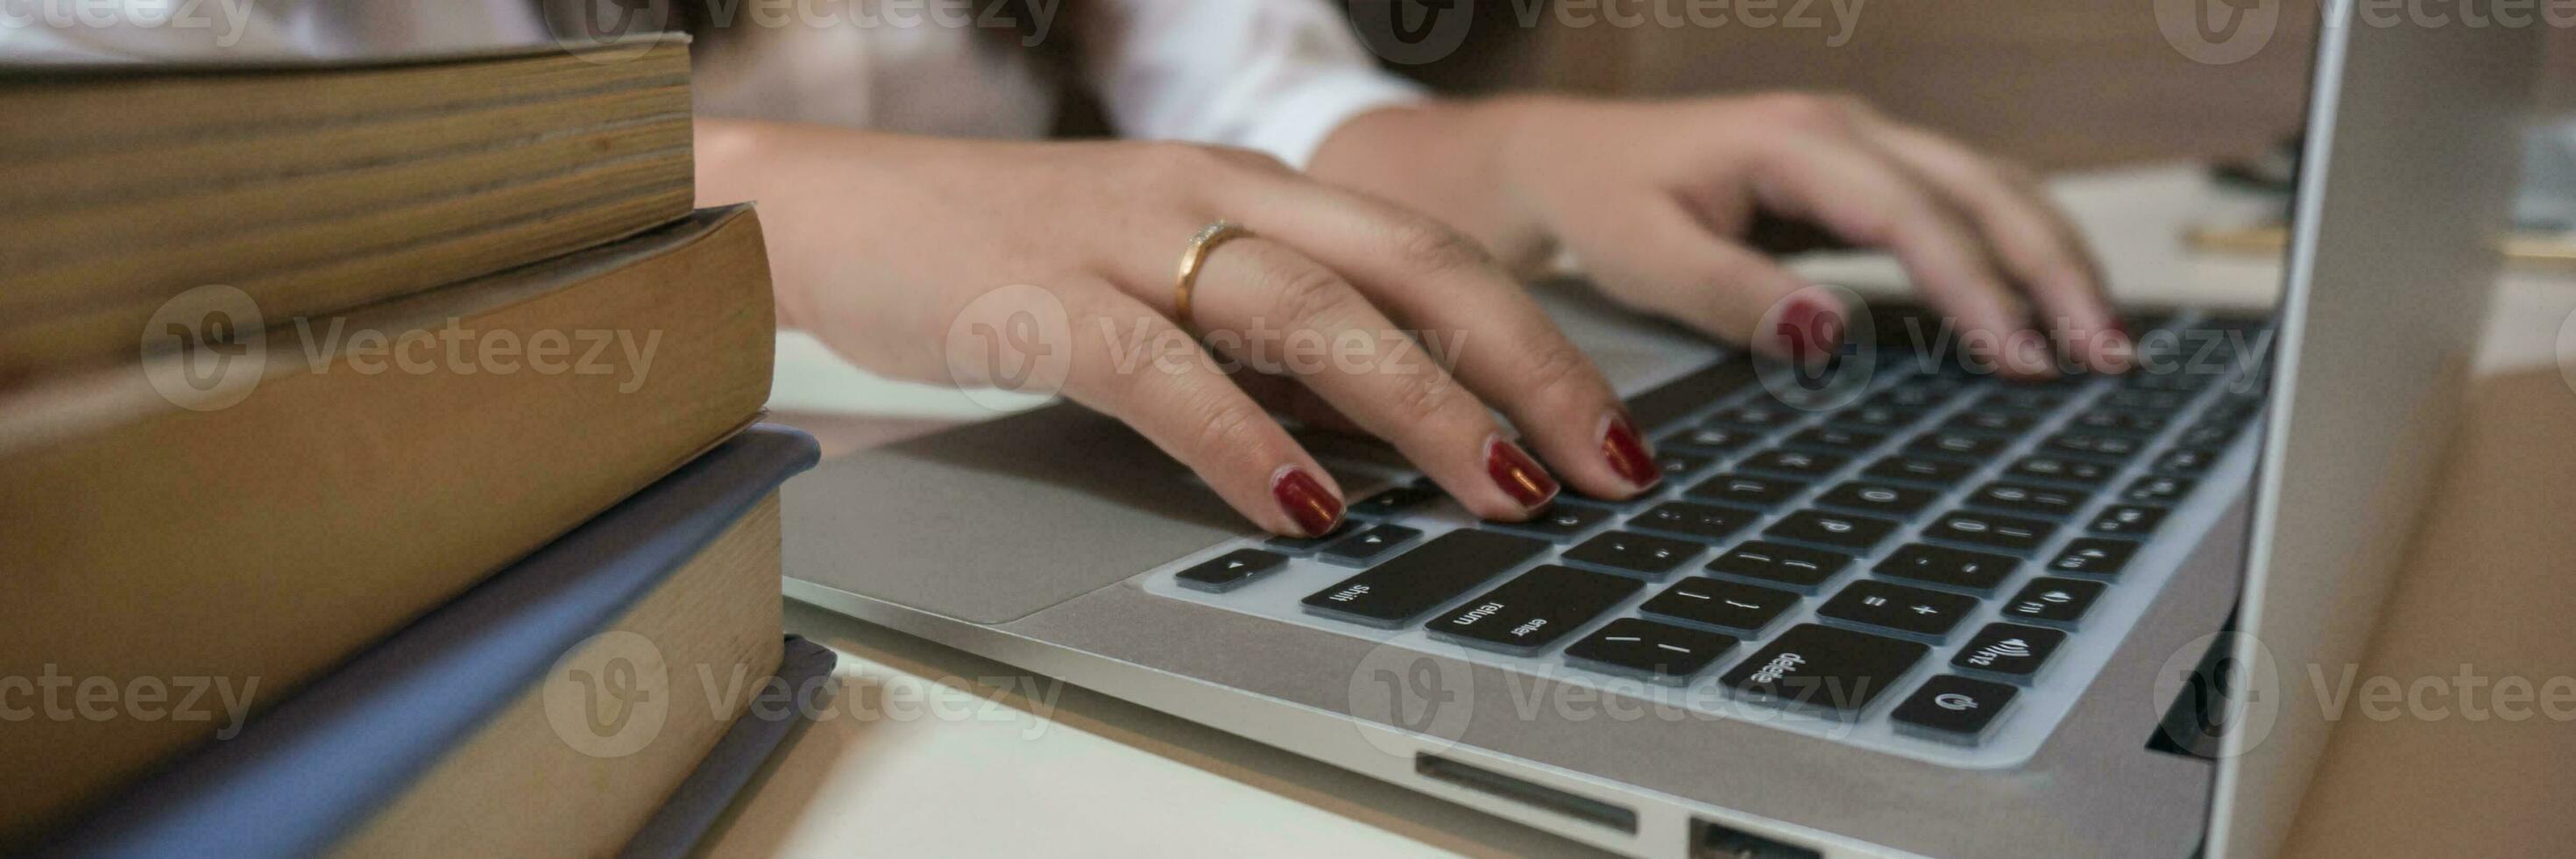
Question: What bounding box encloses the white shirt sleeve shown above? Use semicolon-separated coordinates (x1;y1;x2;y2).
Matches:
1078;0;1428;168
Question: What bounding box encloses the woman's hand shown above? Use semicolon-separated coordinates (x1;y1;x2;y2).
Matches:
1312;93;2129;376
698;119;1660;537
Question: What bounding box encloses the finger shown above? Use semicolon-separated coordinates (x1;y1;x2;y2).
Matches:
1197;176;1661;500
1235;372;1370;436
1551;190;1841;361
1186;237;1560;519
1857;122;2127;371
1747;133;2056;378
1045;279;1349;536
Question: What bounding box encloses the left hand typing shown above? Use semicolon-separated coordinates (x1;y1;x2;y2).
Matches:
1311;92;2130;377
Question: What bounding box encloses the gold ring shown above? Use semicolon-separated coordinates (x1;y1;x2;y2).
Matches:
1174;220;1254;330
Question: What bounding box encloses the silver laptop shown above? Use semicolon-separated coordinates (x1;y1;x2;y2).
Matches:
780;11;2538;858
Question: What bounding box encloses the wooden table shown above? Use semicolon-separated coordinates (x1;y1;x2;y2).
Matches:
704;164;2576;857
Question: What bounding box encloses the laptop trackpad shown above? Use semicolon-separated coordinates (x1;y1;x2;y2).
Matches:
781;403;1256;625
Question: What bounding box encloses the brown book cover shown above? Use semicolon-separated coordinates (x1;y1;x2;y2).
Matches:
0;204;776;830
0;36;697;379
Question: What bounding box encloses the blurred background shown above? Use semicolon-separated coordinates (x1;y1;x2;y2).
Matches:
1324;0;2573;171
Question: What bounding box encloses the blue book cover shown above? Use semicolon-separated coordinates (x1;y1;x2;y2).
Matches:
35;425;823;858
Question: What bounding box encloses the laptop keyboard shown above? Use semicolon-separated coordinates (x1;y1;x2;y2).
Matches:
1148;309;2274;767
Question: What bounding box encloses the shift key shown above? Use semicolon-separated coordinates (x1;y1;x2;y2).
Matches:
1429;565;1644;655
1303;529;1548;628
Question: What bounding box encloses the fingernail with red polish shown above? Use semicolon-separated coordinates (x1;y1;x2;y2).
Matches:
1599;415;1660;490
1774;295;1846;366
1485;436;1560;509
1271;465;1343;537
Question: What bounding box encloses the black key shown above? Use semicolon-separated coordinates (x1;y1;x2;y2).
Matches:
1427;564;1644;655
2102;388;2191;411
1814;481;1940;518
1173;549;1289;593
1302;529;1548;627
2001;577;2108;628
1870;386;1950;409
2124;475;2197;504
1654;451;1716;482
1720;623;1928;716
1630;501;1759;543
1640;576;1801;634
1739;449;1849;479
1683;472;1808;508
2176;422;2240;449
1707;404;1800;430
1924;511;2057;554
1979;387;2071;412
1562;530;1703;579
2155;447;2221;475
2044;431;2143;460
1626;359;1762;432
2127;369;2212;392
2088;504;2169;536
1783;426;1887;454
2070;408;2168;436
1485;504;1617;543
1705;540;1853;592
1834;402;1924;430
1316;524;1425;567
1966;481;2092;519
1267;523;1355;555
1564;619;1739;684
2006;455;2116;487
1662;425;1757;453
1766;509;1900;552
1865;455;1976;487
1817;579;1978;639
1950;623;2068;682
1943;411;2036;436
1348;485;1440;519
2047;537;2141;577
1907;431;2009;462
1892;675;2020;743
1874;543;2019;594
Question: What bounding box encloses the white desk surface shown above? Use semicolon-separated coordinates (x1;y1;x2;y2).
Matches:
706;164;2576;858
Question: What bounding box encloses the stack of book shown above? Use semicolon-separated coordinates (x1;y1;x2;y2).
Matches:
3;36;824;856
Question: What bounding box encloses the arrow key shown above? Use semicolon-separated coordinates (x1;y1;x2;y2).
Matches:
1174;549;1290;593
